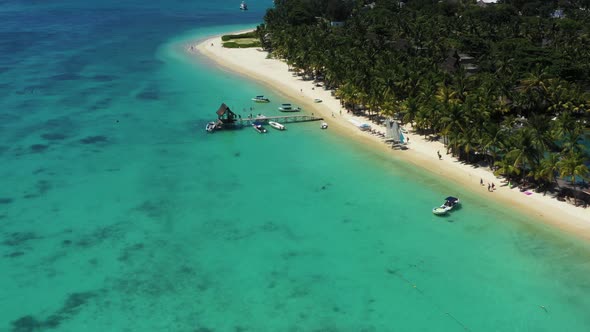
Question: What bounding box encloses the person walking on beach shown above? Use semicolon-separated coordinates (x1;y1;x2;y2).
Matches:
480;178;484;186
437;150;442;160
492;183;496;190
488;183;491;192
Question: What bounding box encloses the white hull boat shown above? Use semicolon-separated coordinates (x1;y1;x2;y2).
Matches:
269;121;285;130
321;122;328;129
433;197;460;215
205;122;216;132
252;95;270;103
278;103;301;112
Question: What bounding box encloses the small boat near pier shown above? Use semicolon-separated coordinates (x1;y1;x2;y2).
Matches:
269;121;285;130
206;121;217;132
252;123;267;133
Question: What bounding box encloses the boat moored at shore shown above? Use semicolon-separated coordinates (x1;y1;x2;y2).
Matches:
321;122;328;129
278;103;301;112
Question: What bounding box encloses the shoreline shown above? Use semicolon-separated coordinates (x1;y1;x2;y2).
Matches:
193;32;590;240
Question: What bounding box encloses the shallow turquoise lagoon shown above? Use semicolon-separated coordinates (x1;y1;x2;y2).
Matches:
1;1;590;331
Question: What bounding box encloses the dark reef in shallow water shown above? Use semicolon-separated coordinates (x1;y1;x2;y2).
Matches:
91;74;119;82
134;200;167;219
89;98;112;111
4;251;25;258
74;224;122;248
22;180;52;199
11;291;97;332
117;242;144;262
41;133;68;141
0;198;13;204
79;135;108;145
136;90;159;100
2;232;40;247
11;315;43;332
49;73;83;81
29;144;49;153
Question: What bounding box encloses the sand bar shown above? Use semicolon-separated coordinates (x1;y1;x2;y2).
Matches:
193;32;590;240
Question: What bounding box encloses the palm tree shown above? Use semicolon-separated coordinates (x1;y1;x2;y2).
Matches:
534;152;561;191
505;127;541;182
494;155;520;182
557;152;590;206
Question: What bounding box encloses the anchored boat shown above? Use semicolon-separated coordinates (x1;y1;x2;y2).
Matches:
252;95;270;103
433;197;460;215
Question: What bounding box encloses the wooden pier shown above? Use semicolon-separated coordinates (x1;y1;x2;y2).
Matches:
210;103;324;132
238;114;324;126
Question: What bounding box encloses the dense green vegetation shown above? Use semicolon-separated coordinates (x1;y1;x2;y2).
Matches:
257;0;590;201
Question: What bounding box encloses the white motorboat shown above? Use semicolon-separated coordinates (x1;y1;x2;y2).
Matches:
240;1;248;10
252;124;267;133
268;121;285;130
321;122;328;129
278;103;301;112
432;197;460;215
205;122;216;132
252;95;270;103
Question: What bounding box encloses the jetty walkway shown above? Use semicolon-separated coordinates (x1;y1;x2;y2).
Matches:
237;114;323;125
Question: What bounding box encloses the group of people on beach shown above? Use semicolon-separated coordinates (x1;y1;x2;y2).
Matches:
481;178;496;191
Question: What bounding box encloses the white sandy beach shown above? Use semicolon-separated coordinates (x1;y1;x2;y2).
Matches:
194;33;590;240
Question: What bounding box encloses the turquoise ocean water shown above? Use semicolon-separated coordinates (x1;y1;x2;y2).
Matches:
1;1;590;331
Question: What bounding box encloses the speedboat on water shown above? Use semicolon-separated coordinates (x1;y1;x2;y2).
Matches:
240;1;248;10
205;121;216;132
252;123;267;133
433;196;460;215
321;122;328;129
278;103;301;112
252;95;270;103
268;121;285;130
